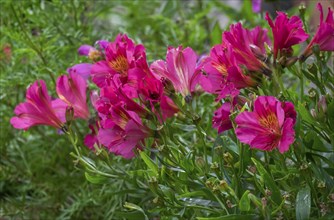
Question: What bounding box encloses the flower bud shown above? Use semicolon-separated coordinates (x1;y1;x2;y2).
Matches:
88;49;101;61
219;180;229;191
317;181;326;188
65;106;74;124
250;44;265;60
247;165;257;174
149;176;158;188
205;179;214;189
210;162;219;171
318;96;327;114
261;197;267;207
226;200;233;208
223;152;233;164
153;197;159;204
161;77;175;96
299;163;309;170
195;156;206;169
281;56;298;67
265;189;272;197
310;109;317;118
214;145;224;156
299;4;306;16
328;193;334;202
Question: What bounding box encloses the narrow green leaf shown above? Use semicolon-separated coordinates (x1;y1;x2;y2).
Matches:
84;172;108;184
210;22;222;45
251;158;282;205
139;150;158;176
296;102;314;124
296;186;311;220
239;190;250;211
123;202;149;220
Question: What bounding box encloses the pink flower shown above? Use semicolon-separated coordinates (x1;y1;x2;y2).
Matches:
67;63;92;80
160;95;179;120
252;0;261;13
235;96;296;153
200;44;237;93
84;122;100;150
200;44;257;96
301;3;334;60
10;80;66;130
213;102;233;133
78;44;96;56
56;72;90;120
265;12;308;60
138;76;163;103
91;34;147;88
97;106;151;159
150;46;200;97
222;23;271;72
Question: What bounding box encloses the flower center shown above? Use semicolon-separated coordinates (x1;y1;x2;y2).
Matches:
213;62;228;76
258;113;281;135
109;56;129;76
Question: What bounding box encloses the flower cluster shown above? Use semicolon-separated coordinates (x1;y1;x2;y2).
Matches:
11;3;333;158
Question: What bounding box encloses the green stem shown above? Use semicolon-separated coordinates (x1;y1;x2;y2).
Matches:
298;63;304;101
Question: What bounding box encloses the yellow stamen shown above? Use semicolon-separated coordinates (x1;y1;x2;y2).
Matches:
109;56;129;76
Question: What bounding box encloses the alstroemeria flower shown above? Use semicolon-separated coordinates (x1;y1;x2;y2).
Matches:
84;122;100;151
97;106;151;159
265;12;309;60
10;80;66;130
213;102;233;133
223;23;271;73
67;63;92;80
91;34;147;88
235;96;296;153
200;44;237;94
252;0;261;13
301;3;334;60
56;72;90;119
150;46;200;97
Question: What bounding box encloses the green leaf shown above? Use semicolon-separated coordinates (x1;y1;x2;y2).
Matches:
210;22;222;45
296;102;314;125
197;214;257;220
296;186;311;220
139;150;158;176
220;136;239;155
251;158;282;205
239;190;250;211
123;202;149;220
84;172;108;184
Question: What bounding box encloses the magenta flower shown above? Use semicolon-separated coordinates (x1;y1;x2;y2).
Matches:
235;96;296;153
200;44;237;93
56;72;90;120
150;46;200;97
252;0;261;13
91;34;147;88
10;80;66;130
265;12;309;60
67;63;92;80
160;95;179;120
97;106;151;159
302;3;334;59
84;122;100;150
222;23;271;72
213;102;233;133
138;76;163;103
